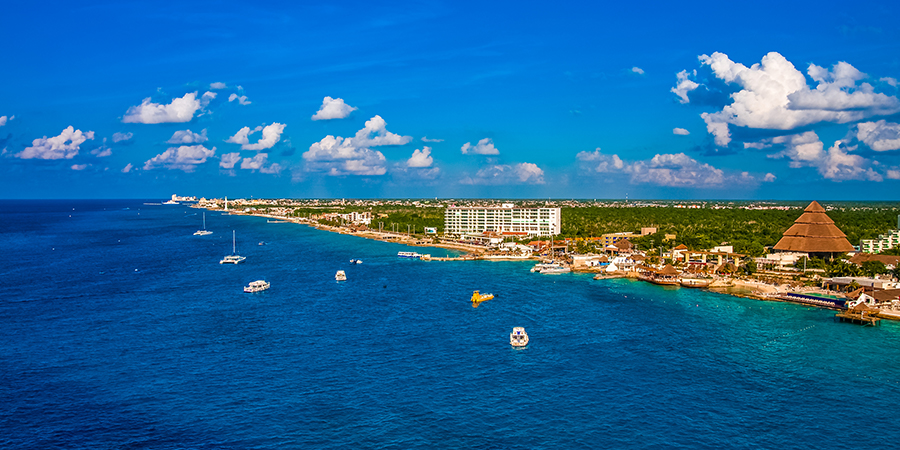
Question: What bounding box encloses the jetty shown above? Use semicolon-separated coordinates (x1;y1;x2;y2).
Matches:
834;304;882;326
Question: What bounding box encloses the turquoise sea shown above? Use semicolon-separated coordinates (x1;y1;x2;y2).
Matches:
2;200;899;449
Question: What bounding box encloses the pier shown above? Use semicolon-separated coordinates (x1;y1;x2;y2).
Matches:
834;304;882;326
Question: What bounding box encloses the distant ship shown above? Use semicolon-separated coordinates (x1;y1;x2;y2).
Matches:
335;270;347;281
397;251;423;259
163;200;179;205
220;230;247;264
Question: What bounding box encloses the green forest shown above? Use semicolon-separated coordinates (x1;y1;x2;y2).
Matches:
254;201;900;258
560;206;900;257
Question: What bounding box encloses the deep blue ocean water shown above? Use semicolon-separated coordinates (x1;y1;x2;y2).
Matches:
2;200;899;449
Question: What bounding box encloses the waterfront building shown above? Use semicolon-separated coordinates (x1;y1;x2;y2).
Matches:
773;201;855;258
599;232;640;246
444;204;560;237
859;215;900;253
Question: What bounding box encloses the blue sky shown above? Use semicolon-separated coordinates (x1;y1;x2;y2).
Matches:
3;0;900;200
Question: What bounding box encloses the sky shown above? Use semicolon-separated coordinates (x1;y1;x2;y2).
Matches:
3;0;900;200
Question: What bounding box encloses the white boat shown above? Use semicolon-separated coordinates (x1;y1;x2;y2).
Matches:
193;212;213;236
335;270;347;281
510;327;529;347
540;265;571;275
350;259;363;264
244;280;270;293
530;261;558;272
220;230;247;264
397;251;423;259
163;200;179;205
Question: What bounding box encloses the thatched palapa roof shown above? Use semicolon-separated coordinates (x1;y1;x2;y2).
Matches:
773;201;855;253
659;264;680;276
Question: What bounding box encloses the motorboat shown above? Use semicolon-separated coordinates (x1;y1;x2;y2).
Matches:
220;230;247;264
193;212;213;236
530;261;562;272
244;280;270;293
510;327;529;347
335;270;347;281
350;259;363;264
471;290;494;307
397;251;423;259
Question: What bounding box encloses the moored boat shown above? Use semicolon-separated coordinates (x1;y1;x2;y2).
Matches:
397;251;423;259
193;212;213;236
680;277;713;288
510;327;529;347
335;270;347;281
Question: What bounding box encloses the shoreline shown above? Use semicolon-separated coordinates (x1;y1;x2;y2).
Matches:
197;206;896;322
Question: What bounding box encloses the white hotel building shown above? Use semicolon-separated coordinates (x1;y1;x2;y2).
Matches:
444;204;561;237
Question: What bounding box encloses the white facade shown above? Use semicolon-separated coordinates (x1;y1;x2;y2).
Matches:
860;218;900;253
444;205;561;237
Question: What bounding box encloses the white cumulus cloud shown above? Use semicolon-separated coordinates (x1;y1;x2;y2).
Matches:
71;164;88;171
302;115;410;176
122;92;203;124
240;153;282;174
17;126;94;160
121;163;133;173
576;148;625;173
143;145;216;172
220;152;241;169
856;120;900;151
758;131;885;181
692;52;900;146
671;70;699;104
422;136;444;142
764;173;776;182
407;147;433;167
820;141;881;181
311;96;357;120
228;93;251;105
210;82;227;89
461;138;499;155
632;67;645;75
673;128;690;135
91;146;112;157
0;116;8;126
226;123;285;150
112;132;133;143
461;162;545;185
167;129;208;144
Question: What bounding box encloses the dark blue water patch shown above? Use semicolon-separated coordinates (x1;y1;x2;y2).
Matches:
2;200;900;449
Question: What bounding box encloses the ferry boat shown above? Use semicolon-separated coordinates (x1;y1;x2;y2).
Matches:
335;270;347;281
471;290;494;307
510;327;529;347
397;251;423;259
193;212;213;236
244;280;270;293
220;230;247;264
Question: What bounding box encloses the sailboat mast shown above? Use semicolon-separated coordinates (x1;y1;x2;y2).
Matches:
232;230;236;254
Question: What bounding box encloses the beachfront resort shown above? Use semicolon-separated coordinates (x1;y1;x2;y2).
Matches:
182;195;900;322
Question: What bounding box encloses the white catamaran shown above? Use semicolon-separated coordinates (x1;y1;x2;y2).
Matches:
220;230;246;264
193;212;213;236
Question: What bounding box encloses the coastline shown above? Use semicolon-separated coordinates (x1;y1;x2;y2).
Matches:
195;205;895;321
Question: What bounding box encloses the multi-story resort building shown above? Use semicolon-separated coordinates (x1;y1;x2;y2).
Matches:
859;215;900;253
444;204;561;237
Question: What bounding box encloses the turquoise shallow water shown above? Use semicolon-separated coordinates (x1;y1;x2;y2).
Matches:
2;200;899;449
